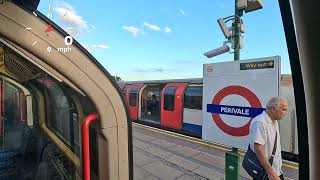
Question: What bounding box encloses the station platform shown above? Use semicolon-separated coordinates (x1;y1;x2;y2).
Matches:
132;123;299;180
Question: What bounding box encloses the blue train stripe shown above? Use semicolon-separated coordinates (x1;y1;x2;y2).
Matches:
183;123;202;134
207;104;265;118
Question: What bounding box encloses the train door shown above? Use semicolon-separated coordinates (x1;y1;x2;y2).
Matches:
160;83;188;129
182;84;203;137
138;85;147;120
140;84;165;124
125;83;144;121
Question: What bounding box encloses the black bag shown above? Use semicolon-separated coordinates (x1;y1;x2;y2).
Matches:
242;132;277;179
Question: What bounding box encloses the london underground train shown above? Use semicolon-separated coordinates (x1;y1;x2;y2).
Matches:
118;75;298;160
0;1;132;180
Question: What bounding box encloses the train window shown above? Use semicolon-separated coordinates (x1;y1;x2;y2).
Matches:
3;84;21;122
38;78;80;155
164;86;176;111
129;87;138;106
184;86;203;110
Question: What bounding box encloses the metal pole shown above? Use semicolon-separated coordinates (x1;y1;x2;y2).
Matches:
233;0;243;61
225;1;242;180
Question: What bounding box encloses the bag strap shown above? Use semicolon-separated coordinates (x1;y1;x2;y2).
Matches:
269;131;278;165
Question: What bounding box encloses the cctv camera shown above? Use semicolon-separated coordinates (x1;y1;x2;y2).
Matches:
204;45;230;58
217;18;232;39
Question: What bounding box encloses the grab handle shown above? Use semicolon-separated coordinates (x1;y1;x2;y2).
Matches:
82;113;97;180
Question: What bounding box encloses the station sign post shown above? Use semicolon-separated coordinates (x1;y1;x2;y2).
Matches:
203;56;280;180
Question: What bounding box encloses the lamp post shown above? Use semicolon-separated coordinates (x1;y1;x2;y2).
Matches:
203;2;264;178
226;1;264;179
233;0;244;61
225;3;242;179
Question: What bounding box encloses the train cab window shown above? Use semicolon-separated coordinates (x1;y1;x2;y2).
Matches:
164;87;176;111
38;78;80;156
184;86;202;110
122;85;129;95
129;87;138;106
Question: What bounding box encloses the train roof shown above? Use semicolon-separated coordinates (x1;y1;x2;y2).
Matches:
122;78;203;84
121;74;292;85
12;0;41;11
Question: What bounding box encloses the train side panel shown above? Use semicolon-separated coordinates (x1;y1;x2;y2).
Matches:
279;74;298;154
182;85;203;137
161;83;188;129
183;109;202;136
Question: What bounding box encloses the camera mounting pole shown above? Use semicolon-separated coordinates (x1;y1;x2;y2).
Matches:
233;0;244;61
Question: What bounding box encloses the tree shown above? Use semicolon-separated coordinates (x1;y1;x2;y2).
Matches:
112;75;123;82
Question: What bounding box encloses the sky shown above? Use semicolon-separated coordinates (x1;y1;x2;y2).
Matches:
37;0;290;81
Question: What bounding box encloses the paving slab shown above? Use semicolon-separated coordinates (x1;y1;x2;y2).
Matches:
142;161;185;180
165;154;200;171
139;174;160;180
134;165;151;180
167;145;201;157
175;174;201;180
133;138;152;150
192;152;225;170
133;148;158;166
192;165;224;180
133;131;157;142
143;146;173;159
151;138;177;148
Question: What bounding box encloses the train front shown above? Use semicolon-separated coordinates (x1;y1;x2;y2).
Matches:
0;1;132;180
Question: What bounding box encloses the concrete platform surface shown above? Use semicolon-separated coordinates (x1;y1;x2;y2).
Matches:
132;123;298;180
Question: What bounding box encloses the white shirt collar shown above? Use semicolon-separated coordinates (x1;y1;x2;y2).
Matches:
263;111;273;123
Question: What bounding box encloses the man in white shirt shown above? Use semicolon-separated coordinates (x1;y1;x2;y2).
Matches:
249;97;288;180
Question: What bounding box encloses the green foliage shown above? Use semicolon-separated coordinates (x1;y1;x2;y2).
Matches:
112;75;123;82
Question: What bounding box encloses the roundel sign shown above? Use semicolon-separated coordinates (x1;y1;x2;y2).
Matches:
206;85;264;136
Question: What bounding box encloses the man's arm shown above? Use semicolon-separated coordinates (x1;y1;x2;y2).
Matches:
254;143;280;180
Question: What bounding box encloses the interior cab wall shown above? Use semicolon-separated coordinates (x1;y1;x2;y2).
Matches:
279;0;319;178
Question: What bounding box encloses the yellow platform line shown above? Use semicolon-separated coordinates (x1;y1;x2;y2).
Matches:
133;122;299;170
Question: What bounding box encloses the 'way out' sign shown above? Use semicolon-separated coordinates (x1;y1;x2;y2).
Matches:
202;56;280;150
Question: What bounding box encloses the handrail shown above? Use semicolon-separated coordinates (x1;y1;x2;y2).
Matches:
82;113;98;180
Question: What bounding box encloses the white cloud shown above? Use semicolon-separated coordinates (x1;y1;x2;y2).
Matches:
91;44;110;49
164;27;172;33
65;27;81;36
83;44;110;50
143;22;161;31
179;8;186;16
54;2;88;31
122;26;143;37
135;67;173;73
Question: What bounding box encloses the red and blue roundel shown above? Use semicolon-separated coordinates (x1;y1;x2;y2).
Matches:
207;85;265;136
